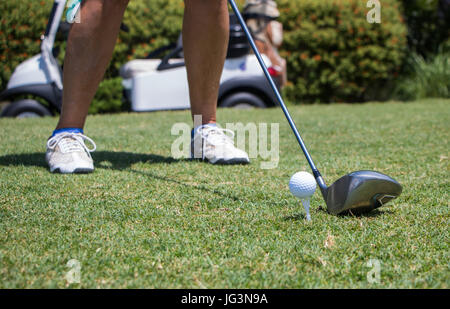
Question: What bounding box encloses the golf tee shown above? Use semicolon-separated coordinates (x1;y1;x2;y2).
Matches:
301;199;311;221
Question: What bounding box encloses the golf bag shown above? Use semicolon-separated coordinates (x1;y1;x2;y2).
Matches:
243;0;287;87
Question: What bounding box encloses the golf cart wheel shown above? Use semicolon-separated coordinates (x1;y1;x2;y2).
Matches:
220;92;267;109
0;99;52;118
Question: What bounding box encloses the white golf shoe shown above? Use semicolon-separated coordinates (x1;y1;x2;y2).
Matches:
191;125;250;164
46;132;96;174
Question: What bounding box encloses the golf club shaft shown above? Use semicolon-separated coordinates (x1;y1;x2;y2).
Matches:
228;0;327;192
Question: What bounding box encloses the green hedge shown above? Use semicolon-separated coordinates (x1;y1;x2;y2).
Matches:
0;0;184;113
89;77;124;114
1;0;408;108
0;1;52;92
277;0;408;102
393;48;450;100
401;0;450;57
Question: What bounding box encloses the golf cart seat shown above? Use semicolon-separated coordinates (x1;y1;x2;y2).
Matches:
120;13;249;79
120;59;166;79
120;35;184;79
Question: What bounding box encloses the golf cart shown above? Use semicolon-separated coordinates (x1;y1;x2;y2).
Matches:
0;0;66;118
120;14;280;112
0;0;280;118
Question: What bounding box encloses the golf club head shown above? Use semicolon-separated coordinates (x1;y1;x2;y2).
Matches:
325;171;402;215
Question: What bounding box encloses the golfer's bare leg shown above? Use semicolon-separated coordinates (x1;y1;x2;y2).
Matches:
56;0;129;130
184;1;249;164
183;0;229;125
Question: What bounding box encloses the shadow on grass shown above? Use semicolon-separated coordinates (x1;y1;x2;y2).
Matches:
94;151;184;170
131;169;242;202
0;151;242;202
0;152;48;168
350;208;396;218
283;206;395;221
0;151;183;170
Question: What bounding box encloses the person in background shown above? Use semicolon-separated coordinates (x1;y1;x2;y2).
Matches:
244;0;287;87
46;0;250;174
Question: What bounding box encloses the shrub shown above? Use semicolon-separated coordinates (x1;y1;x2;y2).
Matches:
0;1;53;92
401;0;450;57
0;0;184;101
90;77;125;114
277;0;408;103
1;0;409;107
393;47;450;100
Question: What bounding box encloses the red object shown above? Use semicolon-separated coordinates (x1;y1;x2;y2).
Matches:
268;66;282;77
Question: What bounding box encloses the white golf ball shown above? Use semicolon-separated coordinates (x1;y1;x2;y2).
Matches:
289;171;317;199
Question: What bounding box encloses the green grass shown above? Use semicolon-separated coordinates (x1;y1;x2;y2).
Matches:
0;99;449;288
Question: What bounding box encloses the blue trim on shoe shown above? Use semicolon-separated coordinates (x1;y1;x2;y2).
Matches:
52;128;84;137
192;123;217;138
191;124;217;160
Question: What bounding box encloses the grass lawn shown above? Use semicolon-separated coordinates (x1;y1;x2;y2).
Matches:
0;99;448;288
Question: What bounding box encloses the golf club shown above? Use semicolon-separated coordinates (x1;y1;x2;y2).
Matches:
228;0;402;215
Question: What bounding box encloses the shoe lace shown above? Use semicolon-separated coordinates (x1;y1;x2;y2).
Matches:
47;133;97;154
197;126;235;146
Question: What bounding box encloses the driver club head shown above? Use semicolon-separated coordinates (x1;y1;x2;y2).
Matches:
324;171;402;215
226;0;404;217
